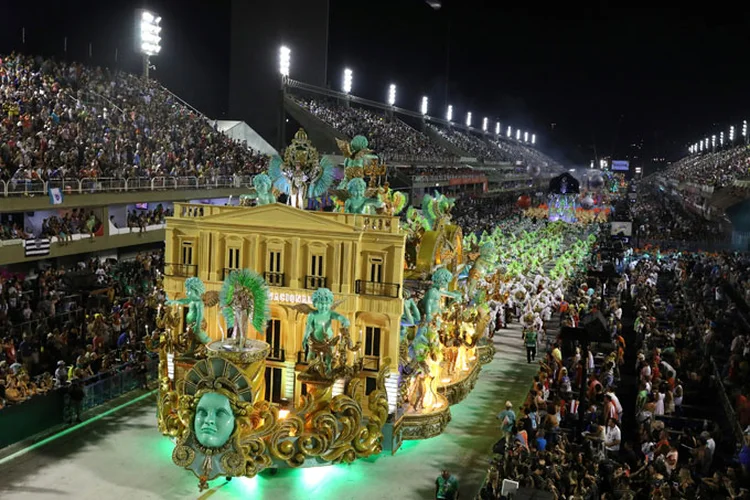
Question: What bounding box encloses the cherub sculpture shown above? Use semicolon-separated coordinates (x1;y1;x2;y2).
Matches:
296;288;351;377
336;135;378;178
343;178;383;214
268;129;335;209
420;268;461;327
219;269;270;350
239;173;277;206
167;277;218;345
400;290;421;340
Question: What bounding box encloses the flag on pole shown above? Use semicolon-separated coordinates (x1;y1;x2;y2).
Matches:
49;187;63;205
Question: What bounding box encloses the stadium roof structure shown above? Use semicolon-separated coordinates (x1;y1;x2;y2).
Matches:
215;120;278;156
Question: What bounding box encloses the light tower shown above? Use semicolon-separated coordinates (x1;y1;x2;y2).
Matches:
138;10;162;80
482;117;488;132
446;105;453;122
387;84;396;106
495;121;500;135
421;96;429;116
466;112;472;128
343;68;353;94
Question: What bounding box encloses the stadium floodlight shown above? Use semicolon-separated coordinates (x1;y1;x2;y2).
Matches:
720;131;724;146
343;68;353;94
138;10;162;79
446;105;453;122
507;126;512;138
466;112;472;127
516;129;521;140
482;117;488;132
524;131;529;143
699;140;703;151
531;134;536;145
706;137;709;150
744;120;748;138
712;134;716;148
421;96;428;115
279;46;291;77
387;84;396;106
495;121;500;135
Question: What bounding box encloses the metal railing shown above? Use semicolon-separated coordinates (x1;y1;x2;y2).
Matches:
164;263;198;278
355;280;401;298
0;175;253;198
305;275;327;290
265;272;285;287
80;356;158;412
296;350;309;365
362;357;380;372
267;347;286;363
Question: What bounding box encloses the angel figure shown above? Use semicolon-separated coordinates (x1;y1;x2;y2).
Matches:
343;178;383;214
336;135;378;176
239;173;277;206
295;288;350;377
166;277;218;345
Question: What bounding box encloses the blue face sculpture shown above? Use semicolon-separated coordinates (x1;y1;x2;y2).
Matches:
194;392;235;448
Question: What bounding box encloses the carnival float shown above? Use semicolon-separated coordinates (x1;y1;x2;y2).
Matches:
154;128;600;489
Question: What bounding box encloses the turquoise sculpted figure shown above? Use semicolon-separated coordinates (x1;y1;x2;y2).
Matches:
420;268;461;327
239;173;277;206
336;135;378;171
301;288;351;375
344;178;383;214
400;291;421;340
194;392;235;448
167;277;212;345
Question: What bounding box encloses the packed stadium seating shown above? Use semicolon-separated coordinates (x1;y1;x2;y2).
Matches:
291;96;454;162
0;53;267;185
661;145;750;188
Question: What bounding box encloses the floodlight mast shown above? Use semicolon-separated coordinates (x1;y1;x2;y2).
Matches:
138;10;162;80
387;84;396;106
421;96;429;116
446;105;453;122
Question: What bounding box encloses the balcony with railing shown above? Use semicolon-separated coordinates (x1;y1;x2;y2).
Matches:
0;175;253;198
305;275;327;290
296;350;309;365
355;280;401;298
267;347;286;363
362;357;380;372
164;263;198;278
264;272;285;287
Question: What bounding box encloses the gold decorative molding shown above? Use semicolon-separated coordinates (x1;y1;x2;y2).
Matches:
437;362;481;406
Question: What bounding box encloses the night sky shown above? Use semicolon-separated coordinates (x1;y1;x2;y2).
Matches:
3;1;749;167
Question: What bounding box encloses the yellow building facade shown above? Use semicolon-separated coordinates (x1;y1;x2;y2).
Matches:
163;202;405;412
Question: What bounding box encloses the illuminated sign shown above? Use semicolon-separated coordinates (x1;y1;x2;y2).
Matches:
271;291;313;305
611;160;630;171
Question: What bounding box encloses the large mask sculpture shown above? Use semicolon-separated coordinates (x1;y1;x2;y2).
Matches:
173;357;254;488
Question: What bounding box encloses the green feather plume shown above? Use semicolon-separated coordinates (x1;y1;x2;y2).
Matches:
220;269;270;333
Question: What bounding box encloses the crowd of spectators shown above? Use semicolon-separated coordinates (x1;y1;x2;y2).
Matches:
0;53;267;184
40;209;102;242
0;251;164;410
428;124;504;162
662;146;750;189
480;229;750;499
634;187;726;243
453;195;519;235
291;96;455;161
